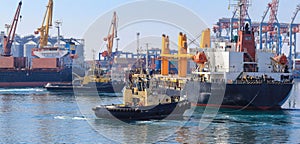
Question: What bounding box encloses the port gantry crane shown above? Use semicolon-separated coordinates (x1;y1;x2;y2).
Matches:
212;0;252;41
259;0;281;54
35;0;53;48
230;0;251;40
2;1;22;56
289;4;300;62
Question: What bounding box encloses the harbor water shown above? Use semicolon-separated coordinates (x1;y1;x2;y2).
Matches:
0;80;299;143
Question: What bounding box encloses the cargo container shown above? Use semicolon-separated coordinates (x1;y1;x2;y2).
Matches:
0;57;15;68
31;58;59;69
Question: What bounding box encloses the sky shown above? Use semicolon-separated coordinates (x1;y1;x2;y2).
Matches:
0;0;299;37
0;0;299;59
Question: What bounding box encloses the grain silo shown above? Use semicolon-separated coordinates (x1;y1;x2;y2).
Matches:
24;40;37;67
11;41;22;57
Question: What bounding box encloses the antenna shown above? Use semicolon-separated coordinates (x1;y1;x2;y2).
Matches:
146;43;149;72
137;32;140;60
4;24;11;35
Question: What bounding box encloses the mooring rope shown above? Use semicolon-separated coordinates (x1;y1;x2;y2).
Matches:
224;84;262;112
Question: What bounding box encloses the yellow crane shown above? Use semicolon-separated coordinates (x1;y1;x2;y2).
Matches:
35;0;53;48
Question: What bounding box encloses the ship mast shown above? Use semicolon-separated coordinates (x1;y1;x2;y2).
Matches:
55;20;62;48
146;43;149;71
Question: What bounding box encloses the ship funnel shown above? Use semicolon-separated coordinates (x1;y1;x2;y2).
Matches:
236;23;256;61
200;28;211;48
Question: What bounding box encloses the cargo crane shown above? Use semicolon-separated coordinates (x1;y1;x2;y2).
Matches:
259;0;281;54
103;11;118;57
2;1;22;56
32;0;69;59
289;4;300;62
34;0;53;48
98;12;120;68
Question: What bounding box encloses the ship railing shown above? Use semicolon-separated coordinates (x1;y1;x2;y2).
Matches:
243;62;257;64
193;67;235;73
192;71;225;75
256;49;276;54
211;78;226;83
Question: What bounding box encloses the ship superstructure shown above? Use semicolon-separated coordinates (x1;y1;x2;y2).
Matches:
151;23;293;110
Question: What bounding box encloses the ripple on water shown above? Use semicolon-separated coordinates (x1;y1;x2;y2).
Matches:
0;87;300;143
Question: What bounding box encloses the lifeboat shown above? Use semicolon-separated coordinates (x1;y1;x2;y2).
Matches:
193;51;208;64
274;54;288;65
102;50;108;57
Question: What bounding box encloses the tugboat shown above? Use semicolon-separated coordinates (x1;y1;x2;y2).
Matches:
92;70;191;121
45;66;125;93
157;25;293;110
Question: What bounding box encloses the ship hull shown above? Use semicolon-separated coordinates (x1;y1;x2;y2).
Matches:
45;81;125;93
92;100;191;121
166;82;293;110
0;67;73;88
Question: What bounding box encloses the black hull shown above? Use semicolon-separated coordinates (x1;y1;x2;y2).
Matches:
165;82;293;110
92;100;191;121
45;81;125;93
0;67;73;88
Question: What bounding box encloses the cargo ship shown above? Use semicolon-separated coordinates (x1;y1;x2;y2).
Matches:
0;0;82;88
45;66;125;93
0;59;72;87
151;24;293;110
0;40;84;88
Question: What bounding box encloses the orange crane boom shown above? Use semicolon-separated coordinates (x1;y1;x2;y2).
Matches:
103;11;118;56
2;1;22;56
35;0;53;48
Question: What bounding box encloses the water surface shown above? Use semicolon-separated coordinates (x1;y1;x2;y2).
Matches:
0;80;299;143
